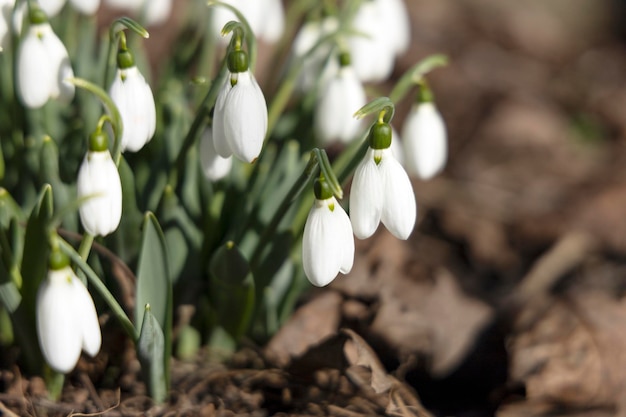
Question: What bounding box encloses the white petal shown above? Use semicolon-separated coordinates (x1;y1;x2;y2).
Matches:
292;17;338;92
199;129;232;181
141;0;172;26
41;26;75;102
378;149;416;240
375;0;410;55
390;126;404;166
212;77;233;158
402;102;447;179
302;198;345;287
40;0;66;16
349;2;395;83
109;67;156;152
77;151;123;236
314;66;366;145
349;148;383;239
17;26;54;108
69;0;100;15
37;268;83;373
70;278;101;356
334;202;355;274
259;0;284;43
223;71;268;162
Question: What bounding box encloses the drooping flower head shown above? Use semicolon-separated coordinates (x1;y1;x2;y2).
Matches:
16;6;75;108
402;84;448;180
77;128;123;237
303;176;354;287
212;39;268;163
314;52;367;146
210;0;284;44
37;249;101;373
350;120;417;240
108;38;156;152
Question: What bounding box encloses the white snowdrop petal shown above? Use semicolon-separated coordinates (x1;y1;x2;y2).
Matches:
390;127;404;166
379;149;416;240
40;0;66;17
260;0;284;43
376;0;410;55
41;27;74;102
77;151;122;236
402;103;447;179
200;129;232;181
314;66;365;145
334;202;355;274
142;0;172;26
293;17;338;92
302;200;344;287
71;278;101;357
37;269;83;373
223;71;267;163
69;0;100;15
350;149;384;239
17;26;54;108
212;77;233;159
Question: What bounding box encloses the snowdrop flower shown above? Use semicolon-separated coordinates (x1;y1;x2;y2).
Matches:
213;49;268;163
104;0;171;25
402;88;447;179
303;178;354;287
77;130;122;236
109;46;156;152
37;250;101;373
68;0;100;15
348;0;411;83
16;9;74;108
291;17;338;93
211;0;284;43
314;53;366;146
350;121;416;240
200;128;232;181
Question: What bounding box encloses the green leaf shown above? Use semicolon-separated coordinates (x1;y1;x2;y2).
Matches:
135;212;170;331
209;241;255;342
137;305;167;403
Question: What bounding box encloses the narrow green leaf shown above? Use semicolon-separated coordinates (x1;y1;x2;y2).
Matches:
137;305;167;403
209;241;255;341
135;212;170;331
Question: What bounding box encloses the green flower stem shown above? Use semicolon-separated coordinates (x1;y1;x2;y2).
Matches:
67;77;123;165
388;53;448;104
167;61;228;189
207;1;257;71
104;17;150;88
249;152;320;271
77;232;94;261
57;238;138;341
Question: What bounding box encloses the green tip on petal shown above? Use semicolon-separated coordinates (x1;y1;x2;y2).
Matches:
49;249;70;271
368;122;392;150
227;50;249;73
89;130;109;152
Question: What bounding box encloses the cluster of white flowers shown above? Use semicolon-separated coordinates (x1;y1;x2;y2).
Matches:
36;251;101;373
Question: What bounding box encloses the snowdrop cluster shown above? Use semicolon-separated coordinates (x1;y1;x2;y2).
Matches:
36;250;101;373
212;48;268;163
77;129;123;237
16;7;74;109
109;42;156;153
302;119;417;287
211;0;285;44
